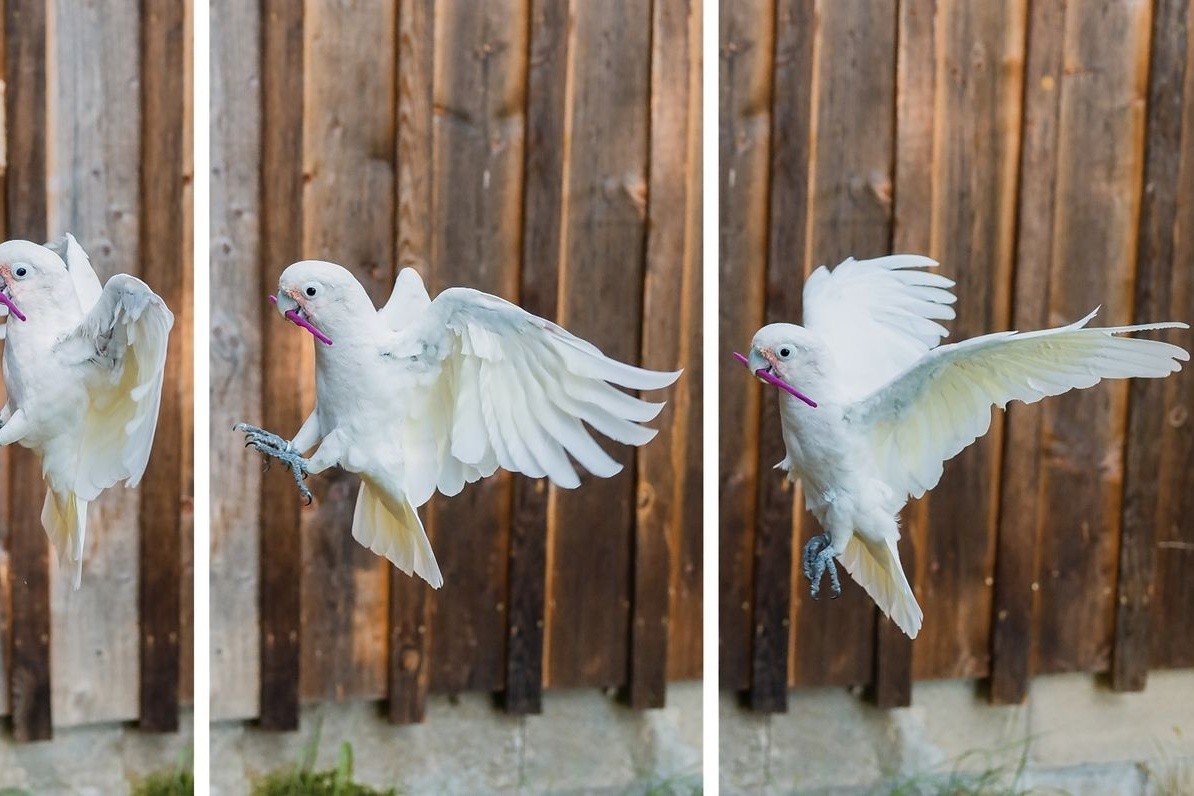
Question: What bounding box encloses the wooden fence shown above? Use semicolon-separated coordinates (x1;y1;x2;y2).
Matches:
211;0;702;727
0;0;192;740
721;0;1194;710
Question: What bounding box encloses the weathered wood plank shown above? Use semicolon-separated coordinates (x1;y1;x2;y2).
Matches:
629;0;693;709
1113;0;1190;690
138;0;187;733
790;0;895;692
424;0;528;699
0;1;9;720
504;0;568;715
388;0;434;726
1033;0;1150;676
544;0;651;689
717;0;773;693
45;0;142;728
990;0;1066;706
178;0;194;710
258;0;305;731
210;0;263;722
6;0;52;742
298;0;395;705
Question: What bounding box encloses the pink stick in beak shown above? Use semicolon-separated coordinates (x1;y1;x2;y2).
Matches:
269;294;332;346
733;351;817;408
0;291;26;322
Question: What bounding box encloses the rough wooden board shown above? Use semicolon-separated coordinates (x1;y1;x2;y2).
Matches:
503;0;568;715
990;0;1066;706
909;0;1024;683
544;0;651;690
298;0;395;705
789;0;895;692
178;0;194;711
0;2;8;718
43;0;143;728
717;0;773;693
1033;0;1150;676
388;0;434;726
6;0;52;742
137;0;187;733
423;0;527;697
258;0;305;731
210;0;263;722
1113;0;1190;690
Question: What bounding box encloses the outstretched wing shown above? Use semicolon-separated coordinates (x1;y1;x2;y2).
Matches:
852;310;1189;503
383;285;680;507
803;254;956;400
45;233;104;311
58;274;174;500
377;267;432;331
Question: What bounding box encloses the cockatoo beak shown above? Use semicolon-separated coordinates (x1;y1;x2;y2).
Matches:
0;268;27;322
732;350;818;408
269;292;333;346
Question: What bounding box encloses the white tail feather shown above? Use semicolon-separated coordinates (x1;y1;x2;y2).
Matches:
838;535;922;638
41;489;88;589
352;480;443;589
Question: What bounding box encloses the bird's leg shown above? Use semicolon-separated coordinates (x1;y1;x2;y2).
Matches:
235;422;314;505
801;533;842;600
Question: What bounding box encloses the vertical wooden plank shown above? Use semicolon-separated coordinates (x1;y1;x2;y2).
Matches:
909;0;1025;686
1033;0;1151;676
210;0;263;721
789;0;895;693
45;0;142;727
424;0;528;699
1113;0;1190;690
503;0;568;715
6;0;51;743
717;0;773;693
991;0;1065;705
749;0;812;712
178;0;194;711
138;0;187;733
666;0;704;682
544;0;651;689
0;0;9;721
629;0;693;709
258;0;305;731
1140;0;1194;675
388;0;434;726
299;0;395;705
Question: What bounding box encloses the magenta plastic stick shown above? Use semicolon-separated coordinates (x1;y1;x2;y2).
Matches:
0;292;26;322
269;294;333;346
733;351;817;408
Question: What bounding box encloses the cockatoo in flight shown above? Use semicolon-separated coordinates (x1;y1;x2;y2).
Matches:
237;261;680;588
741;255;1188;639
0;235;173;587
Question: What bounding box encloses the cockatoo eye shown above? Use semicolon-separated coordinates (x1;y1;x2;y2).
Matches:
13;265;28;279
778;346;792;359
304;285;318;297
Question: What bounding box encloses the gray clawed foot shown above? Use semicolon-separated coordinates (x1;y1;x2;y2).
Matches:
801;533;841;600
235;422;314;505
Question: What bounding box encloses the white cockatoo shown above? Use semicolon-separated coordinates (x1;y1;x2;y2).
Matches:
0;235;174;587
238;261;680;588
742;255;1189;638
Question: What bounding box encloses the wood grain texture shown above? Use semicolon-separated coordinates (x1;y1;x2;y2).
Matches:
388;0;434;726
0;2;9;720
629;0;694;709
718;0;773;693
210;0;263;722
1113;0;1190;690
46;0;142;728
298;0;395;707
6;0;52;742
543;0;652;690
138;0;187;733
258;0;305;731
503;0;567;715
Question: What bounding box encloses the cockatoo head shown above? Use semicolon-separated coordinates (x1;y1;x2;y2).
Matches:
0;239;76;322
747;323;830;406
274;260;373;346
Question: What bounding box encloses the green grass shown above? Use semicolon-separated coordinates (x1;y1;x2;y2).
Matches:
250;721;396;796
131;747;194;796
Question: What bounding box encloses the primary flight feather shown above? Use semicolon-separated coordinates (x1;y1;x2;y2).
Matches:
238;261;681;588
0;235;174;587
742;254;1188;639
